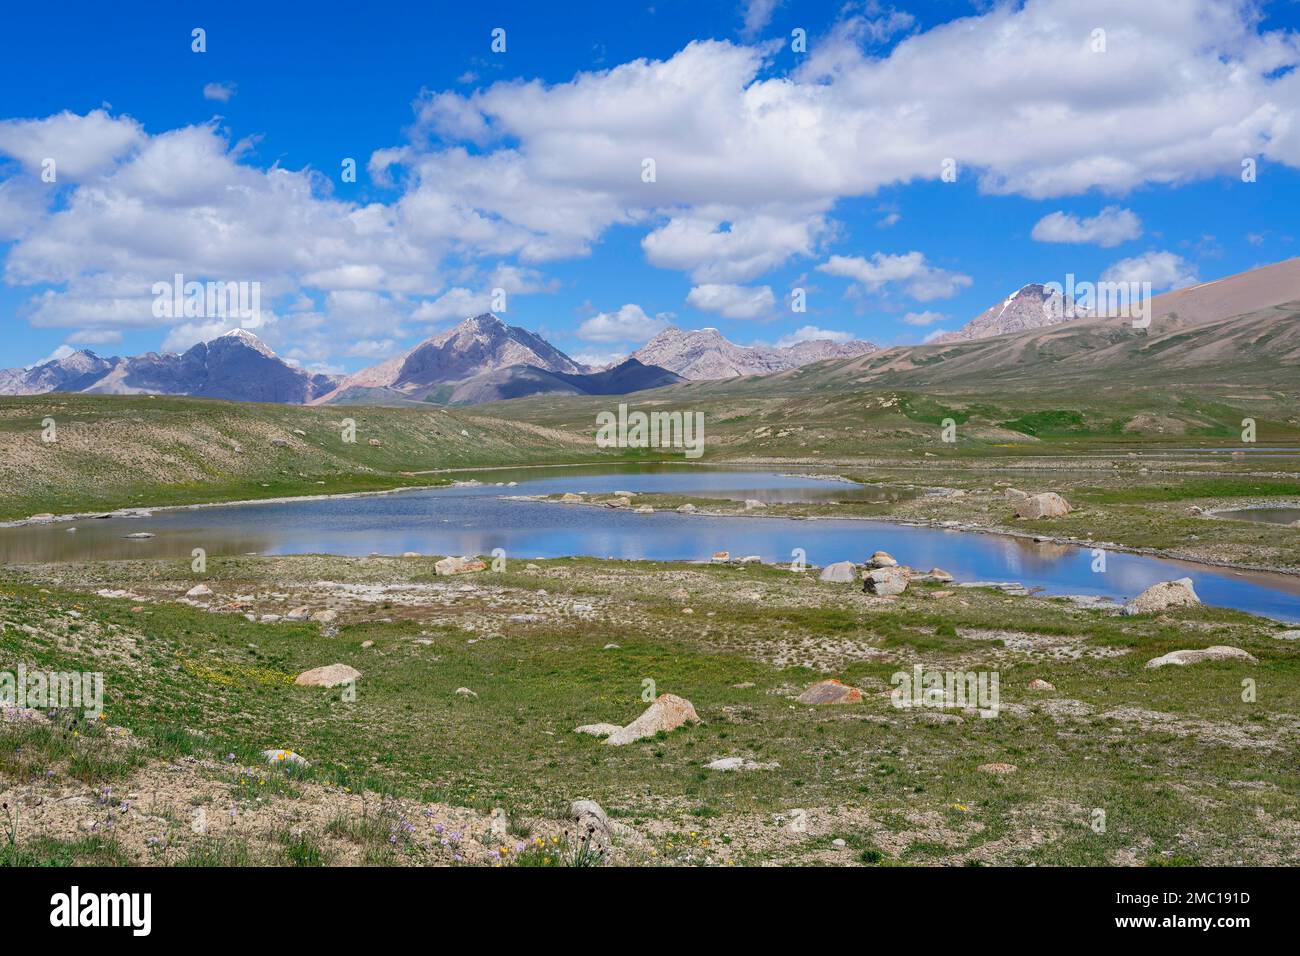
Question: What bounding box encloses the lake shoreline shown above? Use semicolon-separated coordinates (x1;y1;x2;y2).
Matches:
4;461;1297;585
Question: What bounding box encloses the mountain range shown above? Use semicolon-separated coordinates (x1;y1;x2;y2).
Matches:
631;326;876;379
0;329;336;404
4;257;1296;406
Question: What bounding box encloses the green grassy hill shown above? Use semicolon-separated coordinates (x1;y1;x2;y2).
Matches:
0;393;606;521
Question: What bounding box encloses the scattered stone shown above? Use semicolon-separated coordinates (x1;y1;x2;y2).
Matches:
574;723;622;738
294;664;361;688
796;679;861;705
184;584;213;598
1146;646;1257;669
633;505;654;514
1004;488;1028;500
978;762;1018;774
605;693;701;746
669;587;690;601
1015;492;1073;519
489;807;510;839
818;561;857;583
613;491;636;498
262;749;309;767
1274;630;1300;641
705;756;779;771
435;555;487;576
569;800;613;847
786;809;809;834
868;550;897;568
863;567;908;596
1027;679;1056;691
401;551;421;558
1123;578;1200;615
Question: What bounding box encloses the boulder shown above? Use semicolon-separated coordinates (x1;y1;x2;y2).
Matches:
711;551;730;563
294;664;361;688
285;606;311;621
1146;646;1257;669
868;550;898;568
796;679;862;705
705;757;780;771
604;693;701;746
455;687;478;698
1027;679;1056;691
633;506;654;514
262;749;309;768
1004;488;1028;500
435;555;487;576
185;584;213;598
1274;630;1300;641
744;499;767;510
569;800;613;848
818;561;857;583
863;567;909;596
1123;577;1200;615
560;493;583;502
309;609;338;623
123;532;155;539
923;567;954;583
676;503;697;513
574;723;622;738
1015;492;1072;519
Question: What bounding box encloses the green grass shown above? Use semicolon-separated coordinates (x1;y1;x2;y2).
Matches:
3;554;1297;866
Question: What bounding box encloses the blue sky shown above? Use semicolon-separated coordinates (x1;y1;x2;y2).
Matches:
1;0;1299;372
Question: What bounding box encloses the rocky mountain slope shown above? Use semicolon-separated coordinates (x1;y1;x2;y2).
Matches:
434;358;684;405
317;313;587;404
631;326;876;380
932;283;1090;343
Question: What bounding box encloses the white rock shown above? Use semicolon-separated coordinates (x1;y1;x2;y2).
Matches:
294;664;361;687
863;567;908;596
185;584;213;598
1123;578;1200;615
574;723;622;737
1015;492;1072;519
1146;646;1257;669
818;561;857;583
705;757;779;771
604;694;700;746
262;749;309;767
